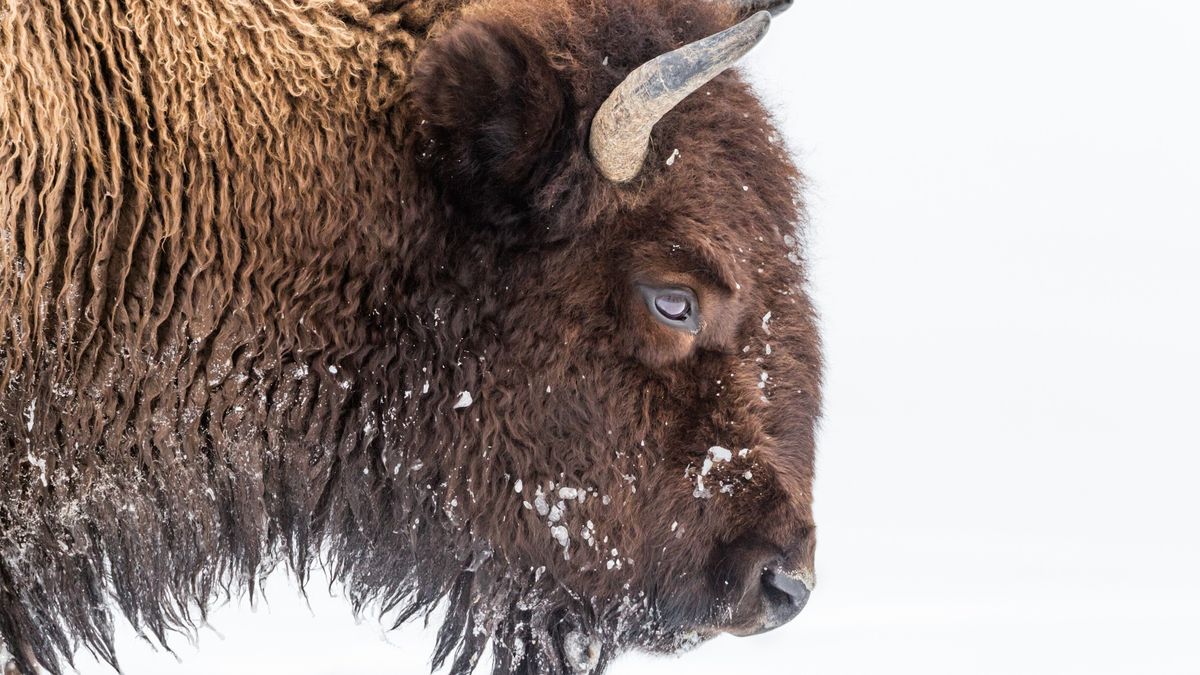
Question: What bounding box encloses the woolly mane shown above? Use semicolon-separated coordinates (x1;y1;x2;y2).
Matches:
1;1;820;673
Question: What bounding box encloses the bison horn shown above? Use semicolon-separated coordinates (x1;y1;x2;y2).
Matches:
724;0;795;17
589;11;772;184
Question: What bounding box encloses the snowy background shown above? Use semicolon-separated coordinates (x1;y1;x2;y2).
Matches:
74;1;1200;673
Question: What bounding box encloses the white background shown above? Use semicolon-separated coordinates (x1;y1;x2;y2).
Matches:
74;1;1200;673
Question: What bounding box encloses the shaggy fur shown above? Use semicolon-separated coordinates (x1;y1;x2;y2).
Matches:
0;0;820;673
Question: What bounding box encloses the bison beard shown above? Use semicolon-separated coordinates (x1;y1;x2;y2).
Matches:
0;0;819;674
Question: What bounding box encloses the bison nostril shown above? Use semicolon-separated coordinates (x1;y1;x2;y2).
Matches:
761;567;811;613
723;554;814;637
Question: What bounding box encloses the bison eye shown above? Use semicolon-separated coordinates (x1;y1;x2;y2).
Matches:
655;292;691;320
638;285;700;334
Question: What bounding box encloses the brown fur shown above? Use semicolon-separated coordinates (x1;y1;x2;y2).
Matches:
0;0;820;673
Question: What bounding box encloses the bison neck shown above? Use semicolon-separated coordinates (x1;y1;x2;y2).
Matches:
0;1;501;671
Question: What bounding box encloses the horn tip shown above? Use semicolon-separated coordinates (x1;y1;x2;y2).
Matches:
735;0;793;18
750;9;773;31
742;10;772;48
767;0;794;17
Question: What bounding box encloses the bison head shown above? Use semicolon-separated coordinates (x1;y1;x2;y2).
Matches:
394;0;819;671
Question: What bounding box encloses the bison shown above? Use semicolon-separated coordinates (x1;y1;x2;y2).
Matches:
0;0;821;672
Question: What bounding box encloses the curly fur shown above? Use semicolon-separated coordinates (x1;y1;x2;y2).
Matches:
0;0;820;673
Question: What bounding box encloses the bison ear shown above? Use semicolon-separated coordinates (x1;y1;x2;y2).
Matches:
408;18;572;228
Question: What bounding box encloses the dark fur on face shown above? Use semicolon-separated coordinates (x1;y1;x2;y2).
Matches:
0;0;819;673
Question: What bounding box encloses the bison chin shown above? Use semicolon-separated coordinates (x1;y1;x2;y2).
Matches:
622;535;814;657
421;540;811;675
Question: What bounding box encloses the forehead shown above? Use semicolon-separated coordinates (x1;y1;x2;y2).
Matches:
608;141;802;288
597;75;803;245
